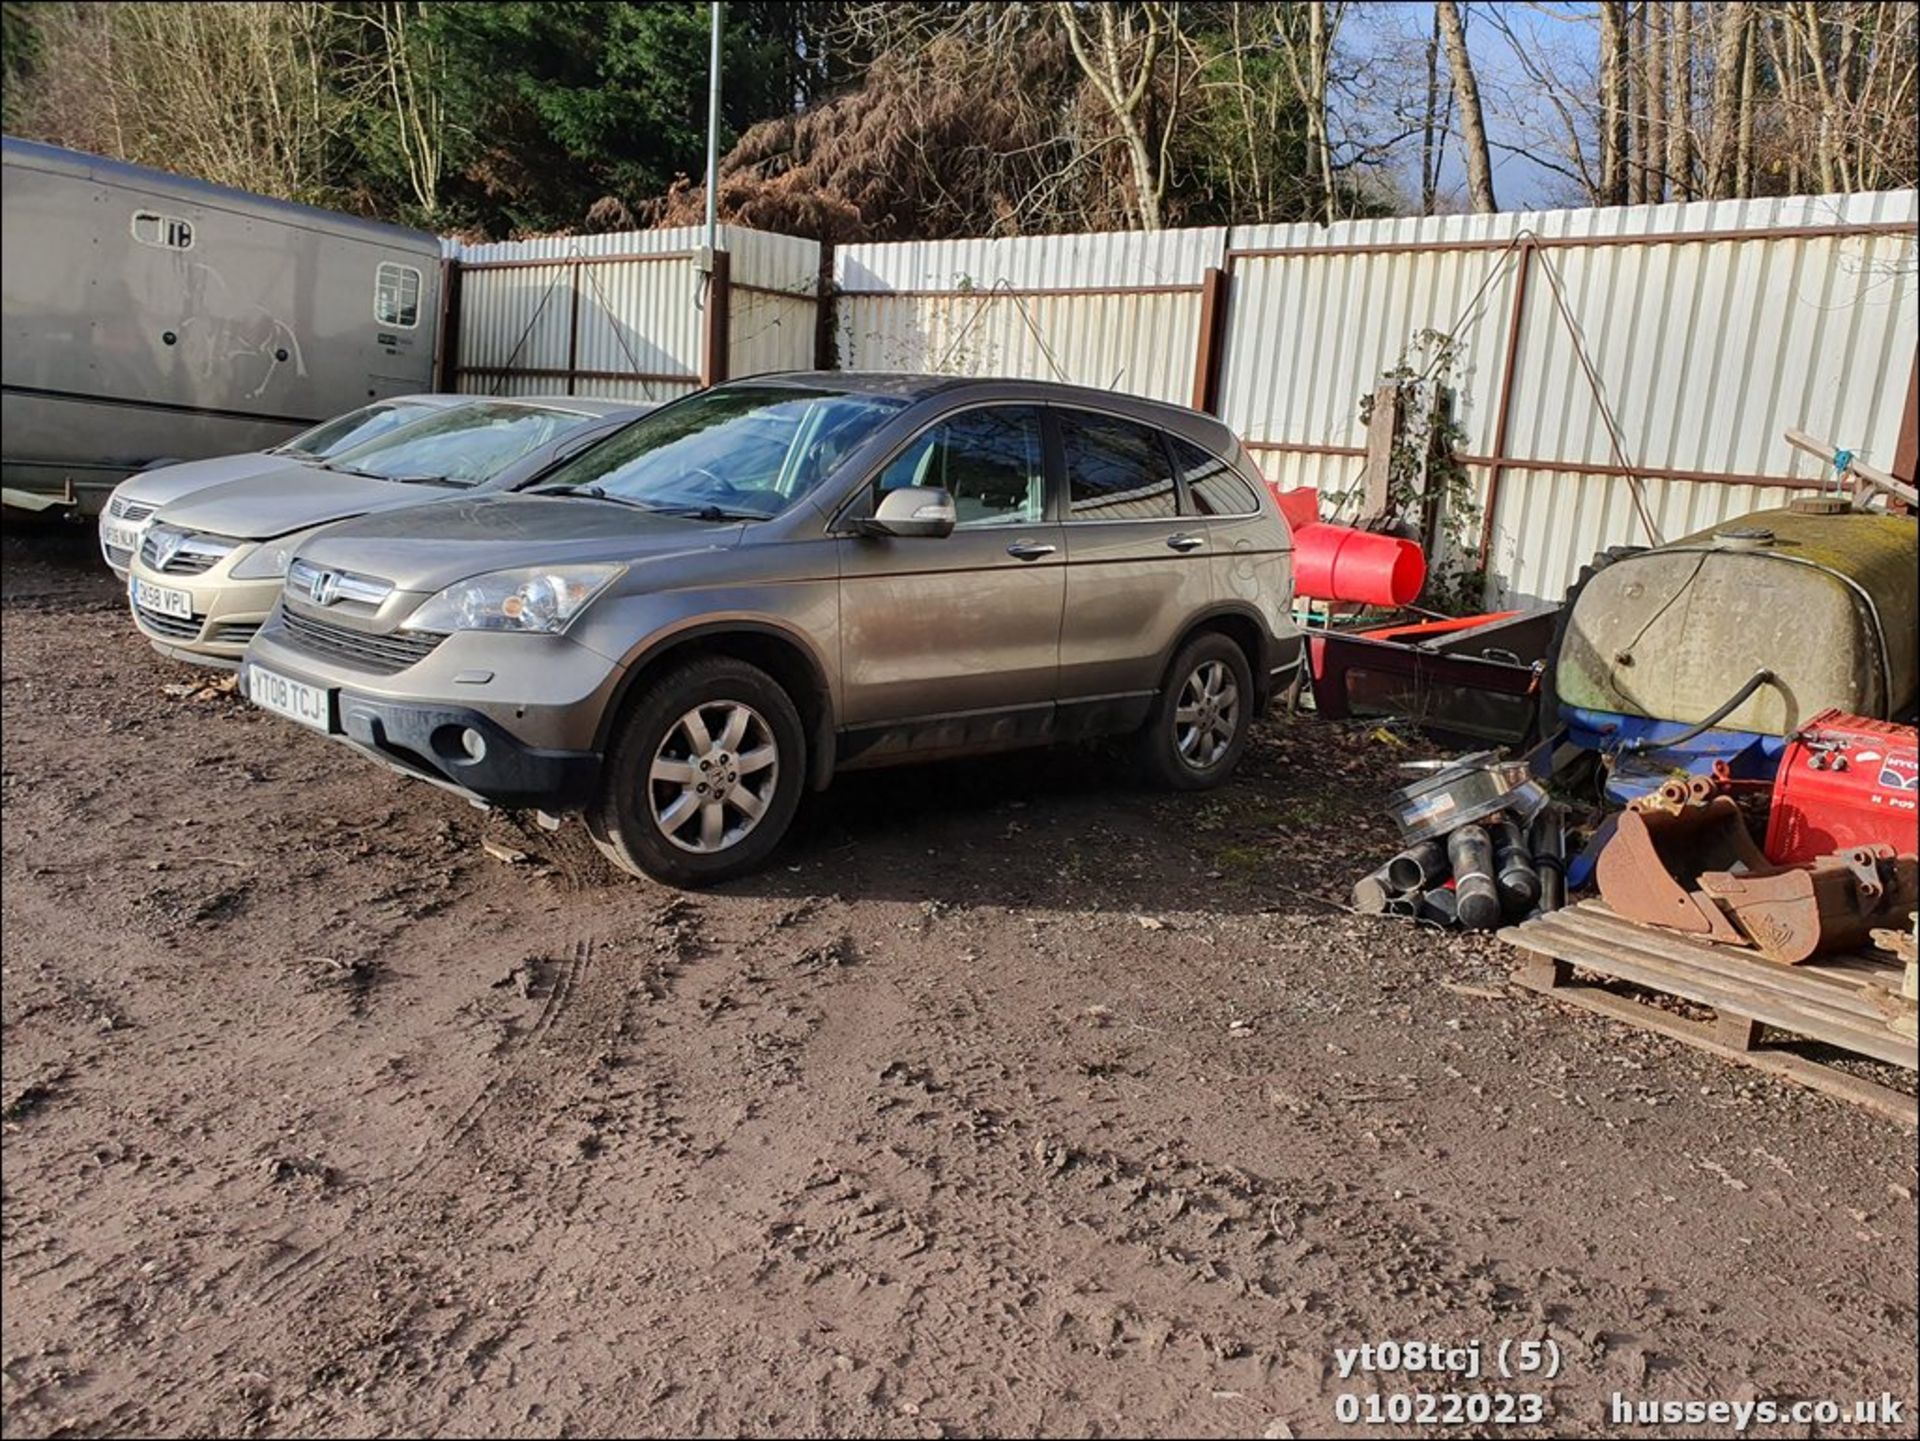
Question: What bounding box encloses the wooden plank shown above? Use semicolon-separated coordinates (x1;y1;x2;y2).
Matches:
1714;1010;1760;1051
1515;949;1571;991
1507;925;1917;1068
1510;971;1919;1127
1509;913;1898;1043
1356;385;1401;526
1553;907;1906;1023
1524;902;1911;1010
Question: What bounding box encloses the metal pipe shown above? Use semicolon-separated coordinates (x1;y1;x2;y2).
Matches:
1447;824;1503;931
1240;440;1857;496
1383;894;1422;918
1531;806;1567;913
704;2;723;257
1222;220;1913;263
1491;817;1541;915
1479;238;1534;568
1418;887;1459;927
1351;863;1397;915
1386;839;1450;894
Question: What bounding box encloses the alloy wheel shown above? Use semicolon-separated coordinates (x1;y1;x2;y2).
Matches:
1173;659;1239;769
647;701;780;853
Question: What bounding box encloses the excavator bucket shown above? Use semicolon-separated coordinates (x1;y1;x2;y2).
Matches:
1596;797;1769;942
1698;851;1920;964
1599;797;1920;963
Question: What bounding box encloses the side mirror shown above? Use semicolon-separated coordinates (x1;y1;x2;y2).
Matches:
859;486;956;539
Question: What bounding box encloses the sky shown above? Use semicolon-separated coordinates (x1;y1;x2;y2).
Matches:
1347;1;1600;213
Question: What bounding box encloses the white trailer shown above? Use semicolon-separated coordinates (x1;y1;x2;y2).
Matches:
2;137;444;515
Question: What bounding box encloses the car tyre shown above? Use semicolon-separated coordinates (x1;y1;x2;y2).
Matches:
590;655;806;887
1135;632;1254;791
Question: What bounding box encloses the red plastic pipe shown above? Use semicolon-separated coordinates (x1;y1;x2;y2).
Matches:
1272;486;1428;608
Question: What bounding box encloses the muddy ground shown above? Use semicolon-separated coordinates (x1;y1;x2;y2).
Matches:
1;526;1915;1439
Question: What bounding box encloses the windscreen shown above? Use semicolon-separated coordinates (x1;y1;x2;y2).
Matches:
324;403;592;486
274;400;454;458
533;385;905;520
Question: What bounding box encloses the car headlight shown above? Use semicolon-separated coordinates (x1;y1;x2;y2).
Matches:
229;533;314;580
403;564;624;635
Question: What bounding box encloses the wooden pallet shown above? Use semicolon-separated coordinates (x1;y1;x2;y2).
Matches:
1503;900;1918;1126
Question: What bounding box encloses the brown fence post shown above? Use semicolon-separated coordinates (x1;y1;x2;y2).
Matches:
1478;238;1535;570
701;249;732;388
1893;357;1918;511
565;270;583;396
814;240;838;371
435;257;463;393
1190;265;1231;415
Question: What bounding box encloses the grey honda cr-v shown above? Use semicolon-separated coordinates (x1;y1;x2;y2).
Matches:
240;374;1302;886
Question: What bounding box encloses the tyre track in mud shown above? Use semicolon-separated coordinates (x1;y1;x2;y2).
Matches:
146;927;623;1437
6;542;1916;1440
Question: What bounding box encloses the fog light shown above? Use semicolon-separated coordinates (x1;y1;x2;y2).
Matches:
460;727;487;761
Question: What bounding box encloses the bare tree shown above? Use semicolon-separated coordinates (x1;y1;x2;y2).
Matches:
1704;0;1749;196
1420;3;1443;215
1669;0;1695;198
1598;0;1631;204
1630;0;1649;203
371;3;449;217
1646;0;1667;201
1273;1;1348;223
16;3;345;204
1056;1;1177;230
1434;0;1497;212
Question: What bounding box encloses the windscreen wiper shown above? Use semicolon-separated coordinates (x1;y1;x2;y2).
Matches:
533;482;655;510
650;503;768;522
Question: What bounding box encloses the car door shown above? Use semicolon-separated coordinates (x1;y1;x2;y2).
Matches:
1053;407;1215;706
835;403;1065;736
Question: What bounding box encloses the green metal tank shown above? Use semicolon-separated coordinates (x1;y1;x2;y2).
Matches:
1556;500;1918;734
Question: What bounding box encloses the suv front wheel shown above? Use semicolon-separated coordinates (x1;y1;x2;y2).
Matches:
590;655;805;887
1135;632;1254;791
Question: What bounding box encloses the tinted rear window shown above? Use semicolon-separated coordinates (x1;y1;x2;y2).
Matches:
1061;411;1177;521
1172;437;1262;516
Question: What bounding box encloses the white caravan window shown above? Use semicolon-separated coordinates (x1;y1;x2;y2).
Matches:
131;211;194;250
375;262;422;329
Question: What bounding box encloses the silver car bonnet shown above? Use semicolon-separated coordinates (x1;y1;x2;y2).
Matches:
157;467;458;541
115;452;321;512
288;494;740;594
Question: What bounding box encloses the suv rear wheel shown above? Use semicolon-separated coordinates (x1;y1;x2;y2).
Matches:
590;655;805;887
1135;632;1254;791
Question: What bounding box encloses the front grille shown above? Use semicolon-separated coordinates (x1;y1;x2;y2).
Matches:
133;602;200;640
104;544;133;570
110;497;157;522
279;607;443;675
139;531;224;575
207;621;261;646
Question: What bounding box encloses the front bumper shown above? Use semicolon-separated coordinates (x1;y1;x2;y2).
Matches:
241;671;603;809
126;549;281;664
242;615;624;811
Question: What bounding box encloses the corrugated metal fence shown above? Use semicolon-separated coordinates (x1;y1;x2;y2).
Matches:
446;192;1917;606
1219;192;1918;604
444;224;818;405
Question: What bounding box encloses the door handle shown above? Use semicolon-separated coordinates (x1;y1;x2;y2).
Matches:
1006;540;1057;561
1166;533;1206;553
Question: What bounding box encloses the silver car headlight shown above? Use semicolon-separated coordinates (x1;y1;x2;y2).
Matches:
403;564;624;635
229;529;321;580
